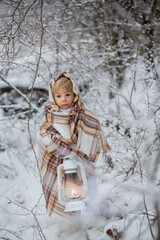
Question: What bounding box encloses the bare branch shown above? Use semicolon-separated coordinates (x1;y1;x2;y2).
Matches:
27;0;44;179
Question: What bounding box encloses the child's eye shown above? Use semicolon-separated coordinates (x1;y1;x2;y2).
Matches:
56;95;61;98
66;93;71;97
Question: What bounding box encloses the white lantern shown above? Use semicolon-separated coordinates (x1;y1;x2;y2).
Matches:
57;155;88;213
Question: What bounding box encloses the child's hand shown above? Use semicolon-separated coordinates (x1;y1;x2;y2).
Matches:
61;137;71;146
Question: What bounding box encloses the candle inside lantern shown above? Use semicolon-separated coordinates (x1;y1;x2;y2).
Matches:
72;190;76;197
63;169;87;200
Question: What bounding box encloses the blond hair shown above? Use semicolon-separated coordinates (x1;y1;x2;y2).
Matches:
52;77;73;97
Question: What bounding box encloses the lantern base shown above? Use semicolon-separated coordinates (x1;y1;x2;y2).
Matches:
65;200;86;212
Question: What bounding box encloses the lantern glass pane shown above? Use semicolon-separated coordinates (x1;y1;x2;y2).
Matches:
63;170;87;200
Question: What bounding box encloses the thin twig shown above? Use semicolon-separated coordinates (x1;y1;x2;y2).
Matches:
27;0;44;182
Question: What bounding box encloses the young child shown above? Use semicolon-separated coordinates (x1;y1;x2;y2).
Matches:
37;72;110;218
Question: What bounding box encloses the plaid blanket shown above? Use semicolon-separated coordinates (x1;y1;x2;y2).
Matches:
37;73;110;217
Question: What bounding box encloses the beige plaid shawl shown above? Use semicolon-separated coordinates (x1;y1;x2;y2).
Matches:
37;73;110;217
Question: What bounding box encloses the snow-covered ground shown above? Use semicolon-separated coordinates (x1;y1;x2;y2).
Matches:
0;53;160;240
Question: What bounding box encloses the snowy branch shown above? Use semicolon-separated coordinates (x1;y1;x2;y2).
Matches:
0;75;38;111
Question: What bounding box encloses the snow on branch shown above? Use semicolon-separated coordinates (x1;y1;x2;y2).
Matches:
0;76;38;112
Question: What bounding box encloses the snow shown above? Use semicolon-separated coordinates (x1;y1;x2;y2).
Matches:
0;59;160;239
1;61;159;240
0;5;160;239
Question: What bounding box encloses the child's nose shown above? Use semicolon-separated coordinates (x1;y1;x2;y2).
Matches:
62;96;66;101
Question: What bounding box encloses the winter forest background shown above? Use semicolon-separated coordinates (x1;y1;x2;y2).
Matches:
0;0;160;240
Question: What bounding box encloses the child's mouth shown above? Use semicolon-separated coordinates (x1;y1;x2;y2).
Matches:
62;104;68;108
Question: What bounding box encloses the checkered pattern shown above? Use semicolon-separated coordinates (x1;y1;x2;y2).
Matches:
37;74;110;217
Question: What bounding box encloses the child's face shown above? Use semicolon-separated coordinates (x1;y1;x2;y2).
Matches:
54;87;74;110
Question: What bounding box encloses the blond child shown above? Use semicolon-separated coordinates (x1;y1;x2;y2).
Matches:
37;73;110;217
